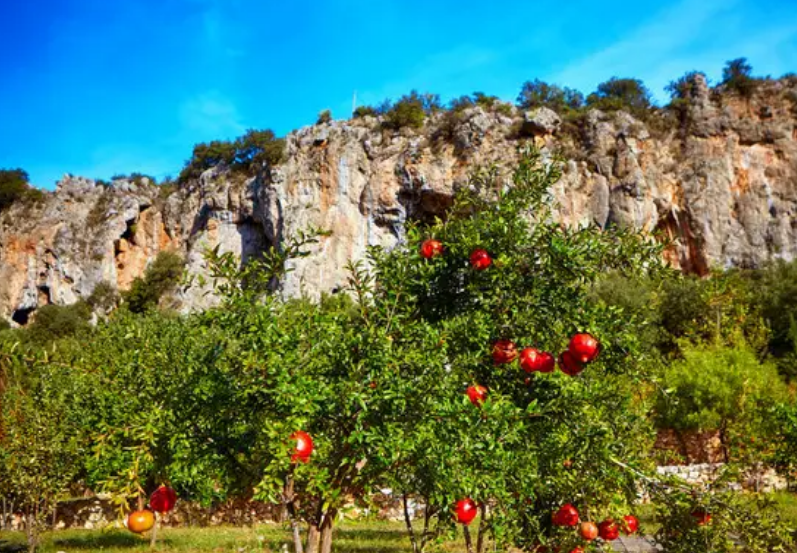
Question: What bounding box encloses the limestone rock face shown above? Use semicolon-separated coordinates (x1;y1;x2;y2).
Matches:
1;80;796;323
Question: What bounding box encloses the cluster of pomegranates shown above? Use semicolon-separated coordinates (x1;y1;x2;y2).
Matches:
465;334;600;408
126;484;177;534
549;503;638;549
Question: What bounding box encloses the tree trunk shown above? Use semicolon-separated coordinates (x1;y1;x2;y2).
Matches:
150;512;159;549
305;523;320;553
719;421;730;464
476;504;487;553
283;474;304;553
403;493;419;553
463;525;475;553
26;505;39;553
319;508;337;553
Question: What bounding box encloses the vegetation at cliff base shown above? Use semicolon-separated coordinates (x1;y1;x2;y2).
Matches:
3;150;797;553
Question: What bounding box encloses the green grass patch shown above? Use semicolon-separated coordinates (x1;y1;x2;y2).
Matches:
0;519;469;553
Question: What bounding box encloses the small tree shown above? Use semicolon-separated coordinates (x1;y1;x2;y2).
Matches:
316;110;332;124
123;251;185;313
655;342;787;463
0;169;43;212
517;79;584;111
382;91;440;130
26;302;92;344
587;77;652;117
722;58;758;98
0;350;85;552
353;105;378;118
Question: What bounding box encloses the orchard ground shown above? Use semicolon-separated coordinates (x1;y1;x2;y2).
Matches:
0;519;649;553
2;494;797;553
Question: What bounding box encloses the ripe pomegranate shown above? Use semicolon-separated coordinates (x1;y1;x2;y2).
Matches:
552;503;579;527
580;521;598;541
622;514;639;534
127;509;155;534
420;239;444;259
149;485;177;513
492;339;518;364
467;385;488;407
568;333;600;364
290;430;314;463
570;548;584;553
598;520;619;541
455;498;478;525
520;348;555;373
469;249;492;270
558;351;584;376
691;508;712;526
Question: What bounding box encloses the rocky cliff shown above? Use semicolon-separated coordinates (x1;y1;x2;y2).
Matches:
1;76;796;324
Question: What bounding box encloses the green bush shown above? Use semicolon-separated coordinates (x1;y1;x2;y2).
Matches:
382;91;440;130
0;168;44;212
749;260;797;377
586;77;652;117
87;281;120;313
26;302;93;344
352;105;378;118
179;129;285;182
316;109;332;124
722;57;759;98
655;342;787;461
516;79;584;111
123;251;185;313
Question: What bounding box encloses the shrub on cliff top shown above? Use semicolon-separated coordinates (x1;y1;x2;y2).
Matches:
381;91;441;130
586;77;653;117
0;168;44;212
178;129;285;183
721;57;759;98
516;79;584;112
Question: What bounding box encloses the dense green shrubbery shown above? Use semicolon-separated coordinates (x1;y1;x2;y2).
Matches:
380;91;442;131
655;342;787;461
26;302;93;344
722;57;759;98
123;251;185;313
316;109;332;124
178;129;285;183
516;79;584;112
586;77;653;117
4;150;795;553
0;169;44;212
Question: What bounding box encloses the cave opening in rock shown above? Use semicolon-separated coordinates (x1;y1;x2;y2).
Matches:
11;307;35;326
121;218;137;245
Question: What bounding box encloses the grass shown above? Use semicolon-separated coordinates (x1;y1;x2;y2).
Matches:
0;519;468;553
3;494;797;552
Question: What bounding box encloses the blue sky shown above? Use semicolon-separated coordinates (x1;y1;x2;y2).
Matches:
1;0;796;189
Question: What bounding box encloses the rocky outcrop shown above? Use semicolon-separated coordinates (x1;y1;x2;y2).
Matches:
1;79;796;323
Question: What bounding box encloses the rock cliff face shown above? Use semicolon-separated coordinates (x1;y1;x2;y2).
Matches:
1;77;796;324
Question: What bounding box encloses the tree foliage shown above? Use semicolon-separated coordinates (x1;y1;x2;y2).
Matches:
516;79;584;112
0;169;44;212
178;129;285;182
586;77;653;116
655;342;787;460
123;251;185;313
722;57;758;98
